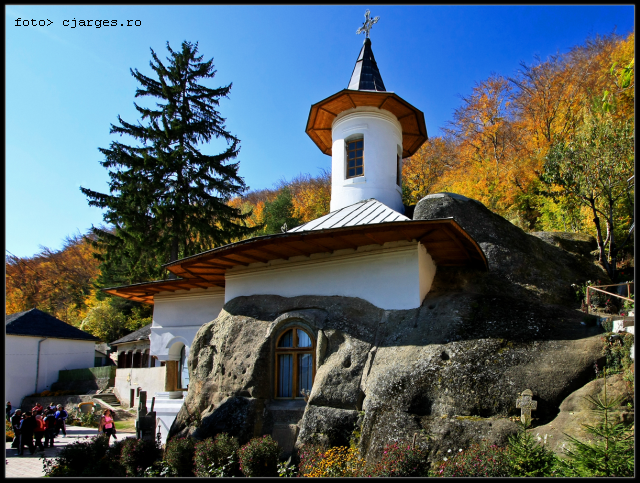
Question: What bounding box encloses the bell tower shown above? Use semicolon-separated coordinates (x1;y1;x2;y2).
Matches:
306;10;428;213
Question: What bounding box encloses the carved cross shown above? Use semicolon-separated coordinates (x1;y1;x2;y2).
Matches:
516;389;537;425
356;9;380;39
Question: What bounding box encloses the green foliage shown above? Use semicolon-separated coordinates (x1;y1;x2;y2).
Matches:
542;111;634;281
142;459;175;477
41;434;126;477
81;40;256;285
557;368;634;477
506;422;559;476
296;443;327;477
119;437;161;477
261;187;300;234
193;433;240;477
601;332;634;374
277;456;297;477
238;435;281;477
431;442;512;477
164;436;196;476
364;441;429;477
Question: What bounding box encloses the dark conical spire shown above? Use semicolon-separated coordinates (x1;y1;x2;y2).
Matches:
347;38;386;91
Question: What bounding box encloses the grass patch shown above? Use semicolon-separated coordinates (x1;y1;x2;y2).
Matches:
114;420;136;432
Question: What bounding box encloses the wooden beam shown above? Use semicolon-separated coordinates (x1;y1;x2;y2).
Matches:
187;260;230;270
300;238;333;254
362;232;386;245
330;234;359;250
252;246;288;260
234;251;270;264
279;243;313;257
416;228;439;243
440;226;471;260
345;93;357;109
319;106;337;117
217;255;250;267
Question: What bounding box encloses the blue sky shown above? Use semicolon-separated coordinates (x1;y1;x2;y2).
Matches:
5;5;634;258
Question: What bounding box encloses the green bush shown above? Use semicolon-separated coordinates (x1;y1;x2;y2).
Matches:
602;332;634;374
238;435;281;477
119;437;161;477
506;423;559;477
164;436;196;477
193;433;240;477
431;442;511;477
41;434;126;477
364;441;429;477
296;443;327;477
557;368;634;477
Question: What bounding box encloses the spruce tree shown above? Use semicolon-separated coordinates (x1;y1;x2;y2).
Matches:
81;41;255;284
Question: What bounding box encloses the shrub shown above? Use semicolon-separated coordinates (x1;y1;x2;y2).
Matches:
297;443;327;477
364;441;429;477
6;420;14;441
41;434;126;477
120;437;161;477
557;368;634;477
432;442;511;477
602;332;634;374
299;445;365;477
506;422;559;477
193;433;240;477
238;435;281;477
165;436;196;476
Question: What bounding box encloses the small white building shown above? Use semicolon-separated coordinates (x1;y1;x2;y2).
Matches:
103;33;487;444
5;308;100;409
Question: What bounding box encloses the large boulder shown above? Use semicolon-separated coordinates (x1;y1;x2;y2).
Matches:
168;192;610;464
413;192;608;305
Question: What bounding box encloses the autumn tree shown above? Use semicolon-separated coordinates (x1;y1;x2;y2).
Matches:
542;110;634;281
81;40;255;286
5;233;100;324
401;136;457;206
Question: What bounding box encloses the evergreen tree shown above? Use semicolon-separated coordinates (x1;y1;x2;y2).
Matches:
506;421;558;477
557;368;634;477
81;41;255;285
261;188;300;234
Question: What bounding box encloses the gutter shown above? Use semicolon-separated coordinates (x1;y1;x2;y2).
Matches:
35;337;48;394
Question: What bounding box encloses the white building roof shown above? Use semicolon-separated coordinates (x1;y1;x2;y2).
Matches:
288;198;409;233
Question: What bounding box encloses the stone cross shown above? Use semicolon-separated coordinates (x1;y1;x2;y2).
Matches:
356;9;380;39
516;389;537;426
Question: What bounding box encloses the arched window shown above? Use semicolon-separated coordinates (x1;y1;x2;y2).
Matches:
275;328;315;399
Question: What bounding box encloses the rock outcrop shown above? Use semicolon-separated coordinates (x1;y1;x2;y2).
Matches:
169;192;611;464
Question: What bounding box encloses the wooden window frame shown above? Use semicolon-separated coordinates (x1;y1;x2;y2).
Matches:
346;137;364;179
274;327;316;400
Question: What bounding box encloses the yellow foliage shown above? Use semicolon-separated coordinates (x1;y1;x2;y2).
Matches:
300;446;366;478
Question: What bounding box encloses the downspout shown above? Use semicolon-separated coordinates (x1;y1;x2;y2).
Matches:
35;338;48;394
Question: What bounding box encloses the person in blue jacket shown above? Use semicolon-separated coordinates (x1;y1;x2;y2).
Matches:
54;404;68;437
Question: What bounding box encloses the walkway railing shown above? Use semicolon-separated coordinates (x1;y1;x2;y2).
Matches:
586;282;634;315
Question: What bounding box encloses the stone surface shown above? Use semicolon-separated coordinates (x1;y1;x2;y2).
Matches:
413;192;609;305
168;192;611;464
531;372;634;456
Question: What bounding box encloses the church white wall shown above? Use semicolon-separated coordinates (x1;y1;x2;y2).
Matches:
5;335;95;408
225;243;435;310
418;243;437;303
150;288;225;361
330;107;404;213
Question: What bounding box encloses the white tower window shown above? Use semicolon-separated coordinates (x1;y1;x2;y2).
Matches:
346;138;364;178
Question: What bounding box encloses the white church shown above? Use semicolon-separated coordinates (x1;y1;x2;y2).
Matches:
105;15;486;442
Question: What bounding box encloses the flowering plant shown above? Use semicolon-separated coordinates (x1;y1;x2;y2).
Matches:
238;435;280;477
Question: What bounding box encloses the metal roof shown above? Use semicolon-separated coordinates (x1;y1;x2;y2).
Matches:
348;38;386;91
5;308;100;341
288;199;409;233
109;323;152;346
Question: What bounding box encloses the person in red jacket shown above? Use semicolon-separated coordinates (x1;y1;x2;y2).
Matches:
33;414;46;451
32;402;44;415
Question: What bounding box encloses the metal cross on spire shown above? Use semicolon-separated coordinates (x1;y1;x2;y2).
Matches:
356;9;379;39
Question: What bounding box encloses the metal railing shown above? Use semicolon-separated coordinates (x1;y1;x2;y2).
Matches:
586;282;634;314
